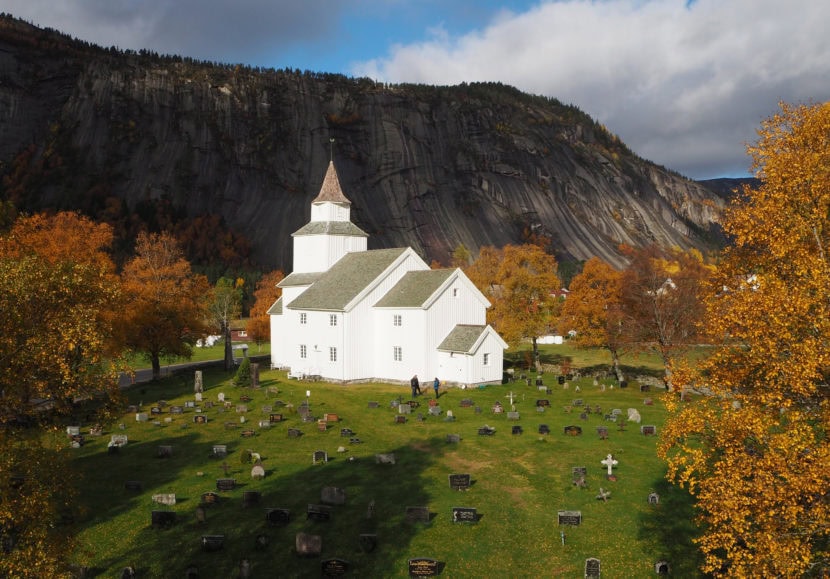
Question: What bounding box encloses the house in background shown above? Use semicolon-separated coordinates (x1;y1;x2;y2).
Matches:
269;161;507;385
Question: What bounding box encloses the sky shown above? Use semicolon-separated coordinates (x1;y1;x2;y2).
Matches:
4;0;829;180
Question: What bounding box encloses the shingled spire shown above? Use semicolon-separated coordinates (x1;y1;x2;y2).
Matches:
312;161;351;205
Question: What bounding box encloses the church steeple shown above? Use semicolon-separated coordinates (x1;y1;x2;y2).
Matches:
312;161;351;206
290;160;368;274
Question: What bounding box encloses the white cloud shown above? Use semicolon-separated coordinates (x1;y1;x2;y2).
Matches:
353;0;830;178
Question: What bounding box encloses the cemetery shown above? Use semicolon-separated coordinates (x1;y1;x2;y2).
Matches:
64;351;702;577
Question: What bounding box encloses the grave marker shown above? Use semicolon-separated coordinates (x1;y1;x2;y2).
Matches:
312;450;328;464
216;478;236;491
512;425;523;435
538;424;551;435
536;399;551;407
557;510;582;525
321;486;346;506
585;557;601;578
152;493;176;506
367;401;379;408
242;491;261;507
451;507;477;523
212;445;227;458
408;558;441;576
359;534;378;553
288;428;303;438
448;473;471;491
306;504;332;522
151;511;176;528
296;532;322;556
193;415;208;424
641;425;657;435
375;453;396;465
446;434;461;444
266;508;291;525
405;506;430;523
477;425;496;436
321;558;349;577
170;405;183;414
200;535;224;552
564;425;582;436
269;413;284;423
251;464;265;479
201;492;219;505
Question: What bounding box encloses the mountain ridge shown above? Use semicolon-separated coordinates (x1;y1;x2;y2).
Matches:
0;14;734;273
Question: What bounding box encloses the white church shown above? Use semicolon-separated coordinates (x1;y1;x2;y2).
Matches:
269;161;507;385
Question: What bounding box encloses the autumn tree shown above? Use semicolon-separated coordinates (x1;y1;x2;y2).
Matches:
208;277;244;371
466;244;560;371
618;244;712;389
247;270;284;348
0;212;124;577
558;257;626;381
121;231;210;380
659;101;830;576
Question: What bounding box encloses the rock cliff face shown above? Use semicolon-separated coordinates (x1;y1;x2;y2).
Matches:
0;16;727;271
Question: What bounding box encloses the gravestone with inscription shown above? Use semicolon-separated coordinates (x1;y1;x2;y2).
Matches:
557;510;582;525
408;558;442;576
585;557;601;578
448;473;472;491
641;424;657;435
321;486;346;506
405;506;430;523
242;491;261;507
216;478;236;491
451;507;477;523
266;508;291;525
312;450;328;464
200;535;224;552
151;510;176;528
321;558;349;577
296;533;322;556
306;504;332;522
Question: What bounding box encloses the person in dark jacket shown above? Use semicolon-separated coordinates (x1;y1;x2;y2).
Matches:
411;375;420;398
433;377;440;399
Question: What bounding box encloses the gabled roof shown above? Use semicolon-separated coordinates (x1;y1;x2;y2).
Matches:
312;161;351;205
292;221;368;237
266;296;283;315
374;269;455;308
437;324;508;354
278;272;324;288
287;248;409;311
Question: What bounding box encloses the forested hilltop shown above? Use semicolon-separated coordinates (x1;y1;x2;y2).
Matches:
0;14;729;275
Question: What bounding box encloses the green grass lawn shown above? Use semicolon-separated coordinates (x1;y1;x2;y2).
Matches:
66;347;704;577
124;341;271;370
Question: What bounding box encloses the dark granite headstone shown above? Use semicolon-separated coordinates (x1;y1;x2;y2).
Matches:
585;557;601;578
408;558;441;576
151;510;176;528
194;415;208;424
451;507;477;523
448;473;471;491
641;425;657;436
306;504;332;522
296;532;322;557
564;425;582;436
597;426;609;439
512;425;523;435
124;480;142;491
242;491;261;507
321;486;346;506
538;424;551;435
200;535;224;552
321;558;349;576
201;492;219;505
216;478;236;491
157;445;173;458
266;508;291;525
312;450;328;464
359;533;378;553
557;510;582;525
536;399;551;407
288;428;303;438
405;506;430;523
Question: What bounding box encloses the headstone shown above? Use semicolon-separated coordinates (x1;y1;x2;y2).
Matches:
216;478;236;491
448;473;472;491
269;413;284;423
460;399;474;408
321;486;346;506
395;415;407;424
170;405;183;414
194;370;203;393
557;510;582;525
408;558;441;576
627;408;642;423
585;557;601;578
340;428;354;437
193;393;202;402
477;425;496;436
150;406;162;415
507;411;520;420
398;404;411;414
312;450;328;464
644;398;654;406
359;534;378;553
124;480;142;491
110;434;128;447
655;560;671;575
236;404;248;414
241;429;256;438
135;412;148;422
194;415;208;424
157;445;173;458
151;510;176;528
66;426;81;437
200;535;224;552
405;506;430;523
152;493;176;506
641;425;657;435
538;424;550;435
536;399;551;407
512;425;523;435
295;532;322;556
218;392;225;402
258;420;271;429
451;507;477;523
491;402;503;414
321;558;349;576
212;445;227;458
446;434;461;444
564;425;582;436
306;504;332;522
375;453;396;465
195;505;207;523
428;406;442;416
201;492;219;505
648;492;660;505
251;464;265;479
242;491;261;507
597;426;609;439
288;428;303;438
367;401;379;408
572;399;584;406
266;508;290;525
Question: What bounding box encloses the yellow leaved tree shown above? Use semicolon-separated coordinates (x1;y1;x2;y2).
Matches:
659;101;830;576
558;256;626;381
247;270;284;348
466;244;560;371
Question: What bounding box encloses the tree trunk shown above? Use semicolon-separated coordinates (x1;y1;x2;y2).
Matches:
610;348;624;382
223;322;233;371
151;353;161;381
532;337;541;373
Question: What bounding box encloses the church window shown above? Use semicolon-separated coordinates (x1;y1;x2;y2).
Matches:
393;346;402;362
393;314;402;326
452;288;459;298
300;345;307;359
330;314;337;326
483;353;490;366
329;347;337;362
300;313;307;324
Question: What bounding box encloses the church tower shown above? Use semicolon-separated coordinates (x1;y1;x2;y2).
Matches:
291;161;368;273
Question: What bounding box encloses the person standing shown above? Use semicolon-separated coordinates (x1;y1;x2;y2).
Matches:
411;375;420;398
433;377;440;399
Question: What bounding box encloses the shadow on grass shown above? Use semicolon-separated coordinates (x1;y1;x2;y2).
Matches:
637;475;706;577
71;433;448;577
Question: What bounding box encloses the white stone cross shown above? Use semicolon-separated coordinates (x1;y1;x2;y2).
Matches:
506;391;516;406
601;453;618;476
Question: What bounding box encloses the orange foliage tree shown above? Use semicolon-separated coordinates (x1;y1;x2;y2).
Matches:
618;244;713;389
121;232;210;380
247;270;284;348
659;101;830;576
558;257;625;381
466;244;560;371
0;212;124;578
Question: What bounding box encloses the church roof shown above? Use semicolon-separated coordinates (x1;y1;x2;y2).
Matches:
312;161;351;205
287;248;408;311
278;272;324;288
374;269;455;308
292;221;368;237
437;325;489;353
266;296;283;315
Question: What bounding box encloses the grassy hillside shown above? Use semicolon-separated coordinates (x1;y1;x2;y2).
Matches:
65;345;704;577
